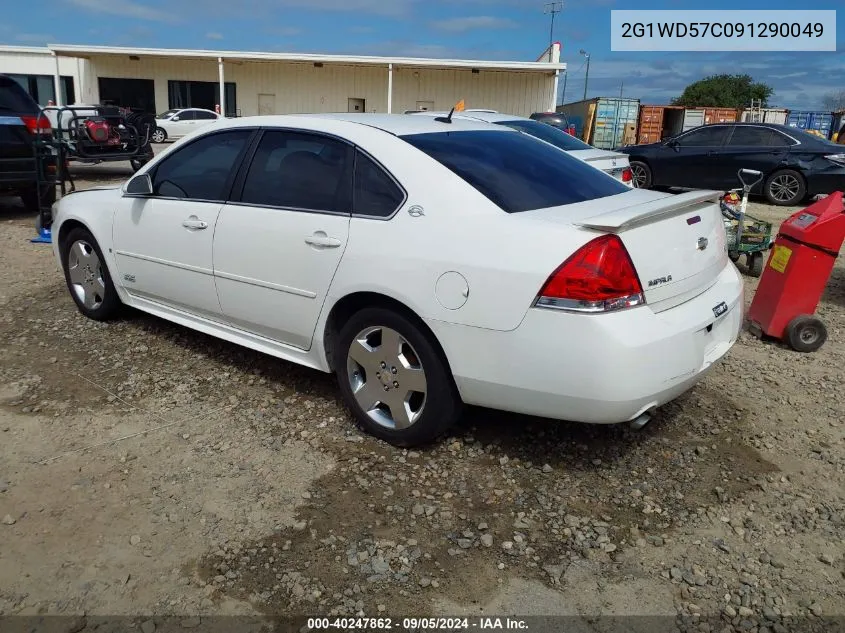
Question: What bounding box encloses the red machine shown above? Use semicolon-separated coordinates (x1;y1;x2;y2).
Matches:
747;191;845;352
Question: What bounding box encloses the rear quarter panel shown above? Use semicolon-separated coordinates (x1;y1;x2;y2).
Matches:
321;125;594;333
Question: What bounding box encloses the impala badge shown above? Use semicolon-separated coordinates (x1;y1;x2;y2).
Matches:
697;237;709;251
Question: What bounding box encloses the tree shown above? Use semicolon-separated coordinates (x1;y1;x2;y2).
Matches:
671;74;773;109
821;90;845;112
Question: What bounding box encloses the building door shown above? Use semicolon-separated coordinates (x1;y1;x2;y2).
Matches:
258;93;276;115
169;80;237;116
98;78;156;113
348;98;365;113
416;101;435;112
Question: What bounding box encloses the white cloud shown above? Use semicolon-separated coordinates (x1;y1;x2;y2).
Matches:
203;0;415;17
430;15;518;32
66;0;177;23
206;32;224;40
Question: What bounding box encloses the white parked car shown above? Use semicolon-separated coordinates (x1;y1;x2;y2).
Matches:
51;113;743;446
151;108;219;143
411;109;633;184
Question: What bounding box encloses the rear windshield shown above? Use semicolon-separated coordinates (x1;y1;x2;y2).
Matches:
496;119;593;151
402;130;628;213
0;76;39;114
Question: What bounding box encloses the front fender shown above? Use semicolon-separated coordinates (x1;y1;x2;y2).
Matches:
52;188;127;302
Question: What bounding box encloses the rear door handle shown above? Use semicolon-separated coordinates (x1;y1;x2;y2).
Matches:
305;232;342;248
182;217;208;230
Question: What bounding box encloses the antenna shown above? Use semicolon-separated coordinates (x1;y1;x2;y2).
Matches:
435;106;456;124
544;2;564;62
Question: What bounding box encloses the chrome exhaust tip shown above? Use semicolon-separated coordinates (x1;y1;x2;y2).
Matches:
629;411;653;431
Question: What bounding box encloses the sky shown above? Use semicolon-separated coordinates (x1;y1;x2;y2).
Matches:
1;0;842;110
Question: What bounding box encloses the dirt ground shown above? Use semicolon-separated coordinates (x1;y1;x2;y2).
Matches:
0;161;843;633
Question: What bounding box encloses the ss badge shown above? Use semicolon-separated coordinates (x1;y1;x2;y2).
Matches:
712;301;728;318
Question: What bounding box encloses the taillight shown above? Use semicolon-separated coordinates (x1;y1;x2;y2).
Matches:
535;234;645;313
20;115;51;135
621;168;633;184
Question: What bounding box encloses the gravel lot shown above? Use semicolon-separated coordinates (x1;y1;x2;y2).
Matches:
0;159;843;632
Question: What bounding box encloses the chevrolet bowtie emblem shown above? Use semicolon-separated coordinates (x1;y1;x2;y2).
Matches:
697;237;709;250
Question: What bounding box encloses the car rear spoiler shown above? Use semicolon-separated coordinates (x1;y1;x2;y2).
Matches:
575;190;722;232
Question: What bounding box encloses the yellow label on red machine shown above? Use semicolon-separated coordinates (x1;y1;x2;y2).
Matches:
769;245;792;273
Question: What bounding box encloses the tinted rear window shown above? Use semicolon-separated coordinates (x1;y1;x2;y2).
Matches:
496;119;593;151
402;130;628;213
0;76;38;113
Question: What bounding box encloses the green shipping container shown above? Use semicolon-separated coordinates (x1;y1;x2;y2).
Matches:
556;97;640;149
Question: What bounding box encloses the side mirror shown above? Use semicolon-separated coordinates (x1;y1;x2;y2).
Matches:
126;173;153;196
171;116;180;121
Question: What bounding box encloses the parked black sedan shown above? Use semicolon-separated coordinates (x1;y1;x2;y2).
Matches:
618;122;845;206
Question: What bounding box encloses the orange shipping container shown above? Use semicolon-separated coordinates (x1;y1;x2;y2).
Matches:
636;105;685;144
704;107;738;124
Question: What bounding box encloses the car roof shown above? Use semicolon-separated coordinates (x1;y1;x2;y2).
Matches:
221;112;514;136
410;110;526;124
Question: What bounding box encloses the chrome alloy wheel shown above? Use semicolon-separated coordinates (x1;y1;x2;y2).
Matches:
346;326;427;430
768;173;800;203
67;240;106;310
630;163;648;188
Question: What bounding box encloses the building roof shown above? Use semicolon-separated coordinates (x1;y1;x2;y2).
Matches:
46;44;564;72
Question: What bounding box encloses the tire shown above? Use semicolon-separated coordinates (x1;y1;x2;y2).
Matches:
764;169;806;206
629;161;652;189
151;127;167;143
785;315;827;353
130;157;149;172
747;252;764;277
60;227;122;321
19;186;56;214
336;307;462;447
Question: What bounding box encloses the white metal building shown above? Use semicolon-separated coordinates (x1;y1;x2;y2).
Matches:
0;44;563;117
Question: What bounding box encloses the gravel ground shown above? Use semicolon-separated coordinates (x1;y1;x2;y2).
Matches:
0;164;843;633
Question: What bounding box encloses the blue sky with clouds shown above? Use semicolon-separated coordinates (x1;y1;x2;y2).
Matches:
1;0;842;109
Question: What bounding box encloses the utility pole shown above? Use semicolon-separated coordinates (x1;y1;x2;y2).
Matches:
579;49;591;100
544;2;563;62
620;81;623;98
561;70;567;105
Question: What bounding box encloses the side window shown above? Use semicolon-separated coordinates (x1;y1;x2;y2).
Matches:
240;130;352;213
353;150;405;218
152;130;252;200
195;110;217;120
176;110;195;121
727;127;775;146
770;130;795;147
677;126;730;147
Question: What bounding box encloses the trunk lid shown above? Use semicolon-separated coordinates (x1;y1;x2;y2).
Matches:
569;148;630;181
527;189;728;312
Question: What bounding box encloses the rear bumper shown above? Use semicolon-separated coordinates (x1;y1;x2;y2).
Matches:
806;170;845;196
429;262;744;424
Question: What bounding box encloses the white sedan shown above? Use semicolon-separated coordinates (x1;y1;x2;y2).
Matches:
151;108;219;143
412;109;634;184
51;113;743;446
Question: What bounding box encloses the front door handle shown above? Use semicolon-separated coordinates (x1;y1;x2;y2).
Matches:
305;232;342;248
182;217;208;230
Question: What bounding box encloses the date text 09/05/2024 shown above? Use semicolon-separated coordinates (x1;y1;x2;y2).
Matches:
306;617;529;630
